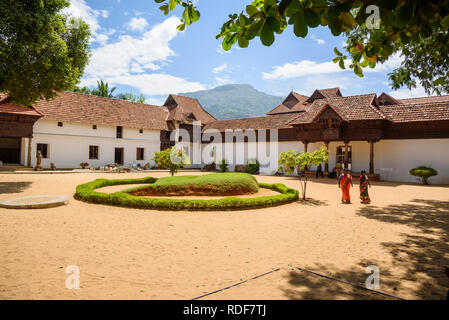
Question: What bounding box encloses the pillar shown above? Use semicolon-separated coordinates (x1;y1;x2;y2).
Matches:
27;137;32;167
324;141;329;174
369;141;375;174
344;141;349;170
304;141;308;152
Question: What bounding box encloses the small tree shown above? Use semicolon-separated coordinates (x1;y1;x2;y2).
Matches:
245;158;260;174
279;147;329;201
152;146;190;176
410;166;438;185
219;158;229;172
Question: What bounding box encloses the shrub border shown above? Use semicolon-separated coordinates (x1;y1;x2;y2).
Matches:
74;177;299;211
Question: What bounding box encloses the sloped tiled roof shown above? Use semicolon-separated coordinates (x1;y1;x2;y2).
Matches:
305;87;342;103
267;92;309;115
0;94;43;117
203;114;296;131
289;94;385;124
379;101;449;123
398;95;449;105
33;92;169;130
163;94;216;124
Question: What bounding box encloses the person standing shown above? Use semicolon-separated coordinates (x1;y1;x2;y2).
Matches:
359;170;371;204
336;162;343;180
338;169;353;204
316;163;324;178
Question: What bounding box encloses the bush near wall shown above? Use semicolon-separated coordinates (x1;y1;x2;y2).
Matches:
74;176;298;211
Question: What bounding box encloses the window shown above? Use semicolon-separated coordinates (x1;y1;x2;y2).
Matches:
89;146;99;160
139;129;143;134
136;148;144;160
93;125;97;130
165;131;171;139
57;122;63;127
36;144;48;158
116;126;123;138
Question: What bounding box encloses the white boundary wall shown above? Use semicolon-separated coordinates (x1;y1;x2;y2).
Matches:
22;119;161;169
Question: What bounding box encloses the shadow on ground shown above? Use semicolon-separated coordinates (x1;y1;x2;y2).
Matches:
0;181;33;194
281;261;402;300
356;199;449;299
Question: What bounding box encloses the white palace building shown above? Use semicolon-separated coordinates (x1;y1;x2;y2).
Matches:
1;88;449;184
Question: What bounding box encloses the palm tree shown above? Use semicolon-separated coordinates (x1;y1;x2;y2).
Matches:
91;80;116;98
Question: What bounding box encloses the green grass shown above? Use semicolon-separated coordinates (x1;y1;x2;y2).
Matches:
74;173;298;211
123;173;259;196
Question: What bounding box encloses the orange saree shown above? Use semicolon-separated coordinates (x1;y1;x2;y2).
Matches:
339;174;352;203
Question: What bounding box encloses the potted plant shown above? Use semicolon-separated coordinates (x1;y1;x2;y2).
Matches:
80;162;89;169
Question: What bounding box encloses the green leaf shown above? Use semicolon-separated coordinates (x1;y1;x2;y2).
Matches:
349;46;359;54
332;57;340;63
292;13;308;38
433;77;445;86
238;35;249;48
260;20;275;46
246;5;258;16
169;0;176;11
339;59;345;69
334;47;342;56
303;9;320;28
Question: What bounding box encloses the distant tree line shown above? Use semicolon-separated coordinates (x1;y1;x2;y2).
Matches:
73;80;147;103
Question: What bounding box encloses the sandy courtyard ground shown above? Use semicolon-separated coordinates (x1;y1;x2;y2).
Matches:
0;171;448;300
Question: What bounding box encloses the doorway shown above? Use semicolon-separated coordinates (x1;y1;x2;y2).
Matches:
0;137;21;164
114;148;124;165
336;145;352;170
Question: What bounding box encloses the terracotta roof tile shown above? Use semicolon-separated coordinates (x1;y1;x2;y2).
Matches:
267;91;309;115
398;95;449;104
164;94;216;124
0;95;43;117
379;101;449;122
203;114;296;131
289;94;385;124
33;92;169;130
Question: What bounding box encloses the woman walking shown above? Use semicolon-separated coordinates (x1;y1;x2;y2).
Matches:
359;170;371;204
338;169;353;204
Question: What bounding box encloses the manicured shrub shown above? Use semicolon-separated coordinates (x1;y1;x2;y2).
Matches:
74;175;298;211
410;166;438;185
125;173;259;196
245;159;260;174
219;158;229;172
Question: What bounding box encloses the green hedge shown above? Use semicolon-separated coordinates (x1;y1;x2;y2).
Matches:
123;173;259;196
74;177;298;211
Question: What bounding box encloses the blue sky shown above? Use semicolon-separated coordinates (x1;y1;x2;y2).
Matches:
66;0;427;106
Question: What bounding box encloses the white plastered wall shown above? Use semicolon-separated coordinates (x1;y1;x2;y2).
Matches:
29;119;161;169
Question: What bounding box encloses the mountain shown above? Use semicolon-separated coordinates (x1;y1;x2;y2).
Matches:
180;84;284;120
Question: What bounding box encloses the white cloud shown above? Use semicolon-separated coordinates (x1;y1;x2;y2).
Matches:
212;64;228;74
262;60;343;80
85;16;180;78
127;17;149;32
215;77;233;86
82;74;205;96
263;52;404;80
311;34;325;45
63;0;109;42
388;85;428;99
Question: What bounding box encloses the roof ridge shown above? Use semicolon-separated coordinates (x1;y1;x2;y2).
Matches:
65;91;162;108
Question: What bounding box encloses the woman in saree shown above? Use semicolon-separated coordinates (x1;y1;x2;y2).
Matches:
338;169;353;204
359;170;371;204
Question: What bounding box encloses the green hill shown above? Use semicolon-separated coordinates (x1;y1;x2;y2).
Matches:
180;84;284;120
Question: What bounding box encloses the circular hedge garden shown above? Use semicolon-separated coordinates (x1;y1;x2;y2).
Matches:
74;173;299;211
